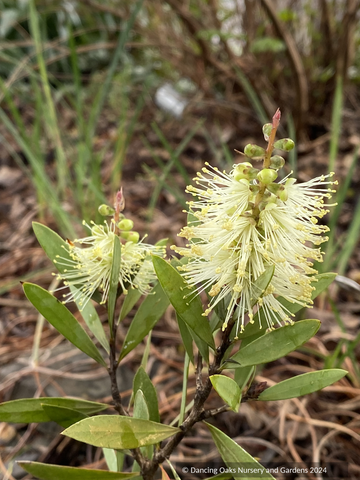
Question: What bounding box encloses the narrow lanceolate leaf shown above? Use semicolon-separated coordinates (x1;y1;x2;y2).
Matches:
32;222;71;273
133;390;150;420
108;235;121;332
177;315;195;365
0;397;108;423
258;369;348;401
119;288;142;321
23;283;106;367
133;367;160;423
229;320;320;368
18;462;138;480
103;449;124;473
206;423;276;479
119;281;169;360
41;404;87;428
71;286;109;354
62;416;180;449
249;266;275;308
210;375;241;412
152;256;215;350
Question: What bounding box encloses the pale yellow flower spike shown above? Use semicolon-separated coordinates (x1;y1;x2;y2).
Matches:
172;109;336;337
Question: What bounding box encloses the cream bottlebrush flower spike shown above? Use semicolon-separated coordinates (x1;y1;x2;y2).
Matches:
172;109;337;337
54;189;165;309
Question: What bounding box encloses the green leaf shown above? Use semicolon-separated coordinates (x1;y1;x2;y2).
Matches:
103;449;124;473
119;281;169;360
152;256;215;350
133;390;149;420
133;391;153;462
108;235;121;332
210;375;241;412
0;397;108;423
133;367;160;422
229;320;320;367
249;266;275;308
119;288;142;321
32;222;71;274
188;325;210;363
258;369;348;401
23;283;107;367
234;366;255;391
62;416;180;449
206;423;276;479
177;315;195;365
71;286;109;354
18;462;138;480
41;404;87;428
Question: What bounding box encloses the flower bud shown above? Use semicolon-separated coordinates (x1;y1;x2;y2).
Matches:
257;168;278;184
269;155;285;170
285;178;297;187
118;218;134;231
266;183;285;196
121;231;140;243
249;184;260;194
279;188;289;201
98;204;115;216
244;144;266;159
91;225;103;235
262;123;272;141
233;162;252;181
273;138;295;151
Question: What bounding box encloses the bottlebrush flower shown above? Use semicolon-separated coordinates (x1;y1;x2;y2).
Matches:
172;110;336;337
54;201;165;309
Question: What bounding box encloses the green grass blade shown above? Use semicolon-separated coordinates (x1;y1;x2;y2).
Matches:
328;74;344;174
29;0;68;195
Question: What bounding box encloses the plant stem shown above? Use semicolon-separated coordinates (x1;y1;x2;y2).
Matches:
140;319;236;479
108;319;145;468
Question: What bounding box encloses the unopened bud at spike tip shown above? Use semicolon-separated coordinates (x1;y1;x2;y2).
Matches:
115;188;125;213
272;108;281;128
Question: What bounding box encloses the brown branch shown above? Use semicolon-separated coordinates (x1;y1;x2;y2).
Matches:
141;318;237;479
107;320;145;469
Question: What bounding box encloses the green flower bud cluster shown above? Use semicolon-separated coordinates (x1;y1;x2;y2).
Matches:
98;204;140;243
233;120;297;217
117;217;140;243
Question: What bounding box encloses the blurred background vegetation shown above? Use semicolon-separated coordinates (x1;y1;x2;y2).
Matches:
1;0;359;226
1;1;360;476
